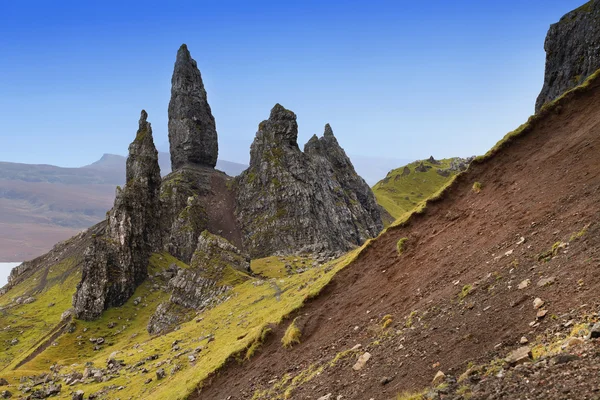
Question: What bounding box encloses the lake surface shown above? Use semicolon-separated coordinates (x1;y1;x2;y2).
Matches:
0;263;20;286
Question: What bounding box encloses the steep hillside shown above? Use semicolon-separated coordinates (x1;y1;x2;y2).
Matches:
373;157;471;220
0;43;383;400
194;71;600;398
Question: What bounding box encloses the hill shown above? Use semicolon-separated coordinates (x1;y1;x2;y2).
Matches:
373;157;471;220
0;154;247;261
196;65;600;400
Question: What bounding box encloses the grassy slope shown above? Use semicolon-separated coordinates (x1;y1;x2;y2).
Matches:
0;244;370;399
373;158;461;219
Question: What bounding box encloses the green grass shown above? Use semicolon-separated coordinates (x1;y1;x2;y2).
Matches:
281;318;302;348
373;158;463;219
0;242;371;399
472;181;482;193
396;237;408;255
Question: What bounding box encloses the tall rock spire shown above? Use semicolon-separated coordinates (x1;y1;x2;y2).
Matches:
168;44;218;170
73;111;162;320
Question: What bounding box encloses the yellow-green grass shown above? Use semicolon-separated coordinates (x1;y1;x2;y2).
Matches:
373;158;461;219
0;243;370;399
281;318;302;348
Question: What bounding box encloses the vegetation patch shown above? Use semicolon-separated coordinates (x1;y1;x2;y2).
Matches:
396;237;408;255
281;318;302;348
472;181;482;193
373;158;462;219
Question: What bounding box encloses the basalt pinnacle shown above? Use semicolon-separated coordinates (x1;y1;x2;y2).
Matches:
73;110;162;320
168;44;218;170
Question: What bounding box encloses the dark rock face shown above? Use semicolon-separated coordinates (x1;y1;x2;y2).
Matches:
73;111;162;320
536;1;600;112
235;104;383;258
147;231;250;334
168;44;218;170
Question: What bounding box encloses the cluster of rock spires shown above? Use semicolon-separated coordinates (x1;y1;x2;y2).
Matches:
72;44;383;324
536;0;600;112
235;105;382;257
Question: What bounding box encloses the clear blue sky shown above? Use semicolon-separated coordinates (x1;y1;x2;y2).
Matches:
0;0;585;167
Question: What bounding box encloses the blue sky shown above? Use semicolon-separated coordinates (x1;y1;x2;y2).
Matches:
0;0;585;167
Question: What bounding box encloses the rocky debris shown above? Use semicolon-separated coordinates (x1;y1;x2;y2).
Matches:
236;107;382;257
588;322;600;339
0;379;7;386
352;352;372;371
533;298;544;309
536;1;600;112
30;383;61;399
148;231;249;334
432;370;446;386
168;44;218;170
505;346;532;366
72;390;84;400
414;162;429;173
156;368;165;380
428;156;441;165
0;391;10;398
517;279;530;289
537;276;556;287
73;111;162;320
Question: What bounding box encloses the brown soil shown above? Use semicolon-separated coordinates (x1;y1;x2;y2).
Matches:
193;76;600;399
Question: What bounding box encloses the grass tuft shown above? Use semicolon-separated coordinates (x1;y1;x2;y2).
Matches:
396;237;408;255
281;318;302;349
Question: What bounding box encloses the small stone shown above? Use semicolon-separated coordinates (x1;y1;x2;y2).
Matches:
520;336;529;344
156;368;166;380
0;379;7;386
0;391;11;399
551;354;578;365
432;370;446;386
72;390;84;400
380;376;393;385
537;309;548;319
533;298;544;309
144;378;152;384
505;346;532;366
317;394;332;400
352;352;371;371
537;277;556;287
518;279;530;290
588;322;600;339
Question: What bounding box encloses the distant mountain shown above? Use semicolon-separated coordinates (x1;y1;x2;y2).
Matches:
0;154;247;261
84;152;248;178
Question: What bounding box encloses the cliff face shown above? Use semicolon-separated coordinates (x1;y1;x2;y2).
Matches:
168;44;219;169
535;0;600;112
235;105;383;258
73;111;162;320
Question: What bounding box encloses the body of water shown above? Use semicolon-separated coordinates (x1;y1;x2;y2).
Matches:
0;263;20;287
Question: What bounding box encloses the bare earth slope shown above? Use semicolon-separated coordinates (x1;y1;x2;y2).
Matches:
195;73;600;399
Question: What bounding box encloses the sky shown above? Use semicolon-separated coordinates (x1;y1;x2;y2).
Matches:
0;0;586;167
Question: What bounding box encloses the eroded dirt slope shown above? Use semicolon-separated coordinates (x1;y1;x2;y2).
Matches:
194;75;600;399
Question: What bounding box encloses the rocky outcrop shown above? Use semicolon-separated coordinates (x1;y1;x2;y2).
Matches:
535;1;600;112
148;231;250;334
168;44;218;170
235;104;383;258
73;111;161;320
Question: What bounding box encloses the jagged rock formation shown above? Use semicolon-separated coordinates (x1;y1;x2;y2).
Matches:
148;231;250;334
73;111;161;320
235;104;383;258
535;0;600;112
168;44;218;170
